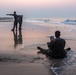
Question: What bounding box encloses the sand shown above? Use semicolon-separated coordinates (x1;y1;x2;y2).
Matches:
0;62;53;75
0;19;76;75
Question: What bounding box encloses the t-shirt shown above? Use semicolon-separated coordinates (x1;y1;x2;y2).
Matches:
49;38;66;58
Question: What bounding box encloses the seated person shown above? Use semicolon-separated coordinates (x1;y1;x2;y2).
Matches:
47;36;54;49
37;30;71;59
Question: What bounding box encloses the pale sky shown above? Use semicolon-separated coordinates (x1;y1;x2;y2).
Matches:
0;0;76;18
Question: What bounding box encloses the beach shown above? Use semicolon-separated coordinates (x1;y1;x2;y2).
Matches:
0;18;76;75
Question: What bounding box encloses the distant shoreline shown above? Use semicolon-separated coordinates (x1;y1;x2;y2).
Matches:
0;17;13;22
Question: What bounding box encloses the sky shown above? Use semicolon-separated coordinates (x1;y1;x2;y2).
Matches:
0;0;76;18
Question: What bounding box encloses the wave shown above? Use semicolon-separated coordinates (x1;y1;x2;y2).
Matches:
51;50;76;75
23;18;76;26
23;18;51;23
61;19;76;25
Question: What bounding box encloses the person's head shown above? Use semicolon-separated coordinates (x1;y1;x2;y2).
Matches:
55;30;61;38
14;11;16;14
50;36;54;40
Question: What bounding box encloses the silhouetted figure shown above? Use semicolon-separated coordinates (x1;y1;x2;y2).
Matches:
47;36;54;49
6;11;18;31
13;30;23;48
18;15;23;30
37;31;71;59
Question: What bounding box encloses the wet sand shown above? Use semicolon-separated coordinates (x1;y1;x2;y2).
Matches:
0;22;54;75
0;20;76;75
0;62;53;75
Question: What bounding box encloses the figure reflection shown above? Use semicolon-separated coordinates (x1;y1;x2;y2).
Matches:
13;30;23;48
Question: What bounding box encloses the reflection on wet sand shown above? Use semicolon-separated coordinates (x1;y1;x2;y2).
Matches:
13;30;23;48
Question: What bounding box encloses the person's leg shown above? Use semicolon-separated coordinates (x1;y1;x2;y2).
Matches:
19;22;22;30
65;47;71;51
37;46;46;52
37;46;50;54
15;22;18;31
11;21;16;31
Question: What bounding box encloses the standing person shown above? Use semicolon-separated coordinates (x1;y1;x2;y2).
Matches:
18;15;23;30
6;11;18;31
37;30;71;59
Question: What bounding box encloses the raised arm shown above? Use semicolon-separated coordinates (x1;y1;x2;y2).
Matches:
6;14;14;16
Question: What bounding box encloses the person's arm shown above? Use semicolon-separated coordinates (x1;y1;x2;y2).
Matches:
47;40;54;50
64;40;66;48
47;42;50;48
6;14;14;16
